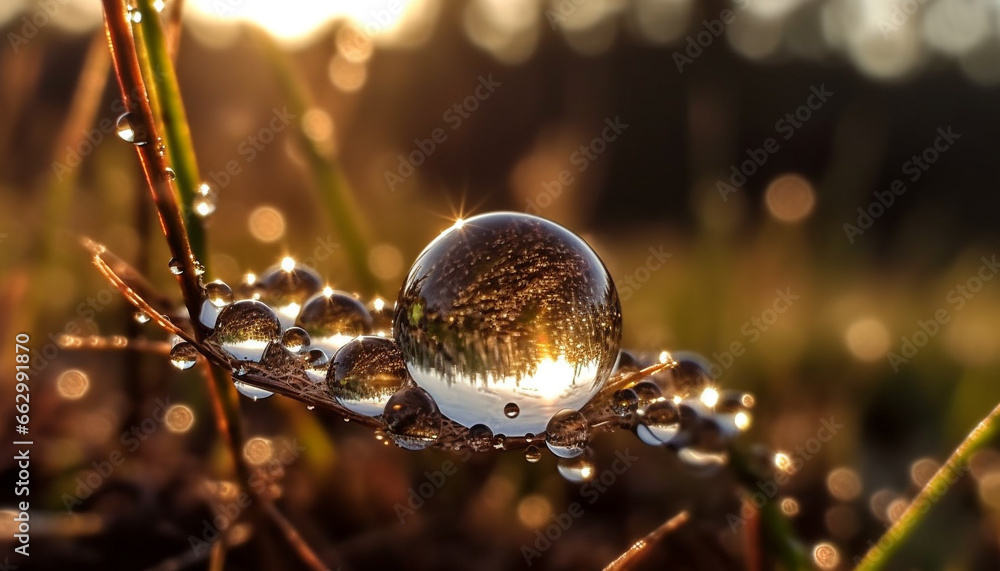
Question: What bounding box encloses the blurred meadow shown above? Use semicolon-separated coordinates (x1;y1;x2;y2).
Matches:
2;0;1000;569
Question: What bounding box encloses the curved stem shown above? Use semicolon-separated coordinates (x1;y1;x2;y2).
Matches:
854;399;1000;570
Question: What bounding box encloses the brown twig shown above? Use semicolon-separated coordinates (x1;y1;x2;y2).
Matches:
602;510;690;571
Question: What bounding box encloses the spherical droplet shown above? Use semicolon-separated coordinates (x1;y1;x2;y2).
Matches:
468;423;494;452
504;402;520;419
281;327;311;353
611;388;639;416
556;449;595;483
525;445;542;463
296;288;373;354
394;212;622;435
636;400;681;446
133;310;151;324
168;257;184;275
383;387;442;450
544;409;589;458
115;112;146;144
327;336;409;417
257;259;323;327
304;348;330;383
233;380;274;401
632;381;663;414
210;299;282;361
665;352;714;398
169;342;198;370
165;167;176;181
205;280;234;307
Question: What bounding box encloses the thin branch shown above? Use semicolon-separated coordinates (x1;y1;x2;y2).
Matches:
854;399;1000;570
261;500;332;571
602;511;690;571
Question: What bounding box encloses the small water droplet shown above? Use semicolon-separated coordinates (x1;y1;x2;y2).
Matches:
297;288;373;354
281;327;311;353
632;381;663;415
306;405;315;410
168;257;184;275
165;167;176;181
468;423;494;452
525;445;542;463
234;380;273;401
115;112;146;144
524;432;535;443
133;310;151;324
169;342;197;370
326;336;408;417
665;352;714;398
637;400;681;446
504;402;520;419
544;409;589;458
611;388;639;416
383;387;442;450
209;299;281;362
155;139;165;156
205;281;234;307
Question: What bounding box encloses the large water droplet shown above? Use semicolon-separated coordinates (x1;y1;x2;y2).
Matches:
326;336;408;417
169;342;197;370
296;289;373;354
234;380;274;401
115;112;146;145
665;352;713;398
383;386;442;450
281;327;311;353
636;400;681;446
556;449;595;483
393;212;622;435
544;409;589;458
257;259;323;327
210;299;281;361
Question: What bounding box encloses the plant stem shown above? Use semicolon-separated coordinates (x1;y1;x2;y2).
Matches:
133;0;207;263
855;399;1000;570
253;30;378;295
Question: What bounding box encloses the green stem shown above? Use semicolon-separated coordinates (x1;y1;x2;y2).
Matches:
253;30;378;295
133;0;207;262
855;400;1000;570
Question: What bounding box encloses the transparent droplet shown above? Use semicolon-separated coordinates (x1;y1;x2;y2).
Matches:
168;257;184;275
306;404;315;410
296;288;373;354
632;381;663;414
525;445;542;463
492;434;507;450
468;423;494;452
716;390;754;435
304;348;330;383
115;112;146;145
544;409;589;458
165;167;176;181
281;327;311;353
504;402;520;419
133;310;151;324
205;281;234;307
611;388;639;417
665;352;714;398
636;400;681;446
169;342;197;370
234;380;274;401
394;213;622;435
327;336;409;417
155;139;165;157
257;259;323;327
556;449;595;483
209;299;281;361
193;260;206;276
383;386;441;450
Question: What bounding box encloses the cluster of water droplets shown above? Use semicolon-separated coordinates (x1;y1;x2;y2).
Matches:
150;212;755;482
